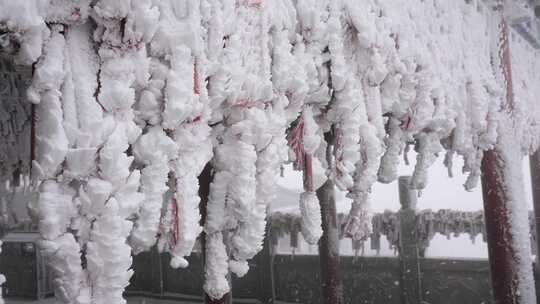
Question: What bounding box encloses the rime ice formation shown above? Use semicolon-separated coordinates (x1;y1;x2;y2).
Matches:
29;17;94;304
204;1;281;296
0;0;539;302
87;1;157;303
149;0;213;269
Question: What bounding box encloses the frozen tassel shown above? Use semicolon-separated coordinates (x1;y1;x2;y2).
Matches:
170;256;189;269
350;126;383;198
411;132;443;190
299;191;323;245
168;173;206;267
378;117;405;184
403;144;411;166
37;180;90;304
203;233;230;300
288;109;324;245
463;150;483;191
342;198;372;242
443;149;455;178
129;162;170;254
229;259;249;278
130;127;177;254
40;235;91;304
86;197;135;304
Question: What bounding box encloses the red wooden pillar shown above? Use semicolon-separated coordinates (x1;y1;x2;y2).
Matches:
30;60;37;180
317;178;343;304
530;151;540;262
481;2;534;303
481;150;523;303
204;293;232;304
199;163;232;304
317;131;344;304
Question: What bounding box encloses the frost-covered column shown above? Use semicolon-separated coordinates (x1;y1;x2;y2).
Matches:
481;3;536;303
482;141;537;304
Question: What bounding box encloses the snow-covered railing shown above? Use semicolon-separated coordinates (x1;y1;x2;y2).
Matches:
269;209;537;256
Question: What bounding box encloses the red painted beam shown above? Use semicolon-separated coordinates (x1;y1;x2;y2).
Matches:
481;3;532;303
481;150;521;303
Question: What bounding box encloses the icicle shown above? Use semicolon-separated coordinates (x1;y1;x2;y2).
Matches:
410;132;443;190
130;127;177;254
378;117;405;183
299;191;323;244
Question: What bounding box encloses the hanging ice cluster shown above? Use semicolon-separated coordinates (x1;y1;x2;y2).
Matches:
0;0;540;302
134;0;213;272
24;3;94;302
203;0;294;296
